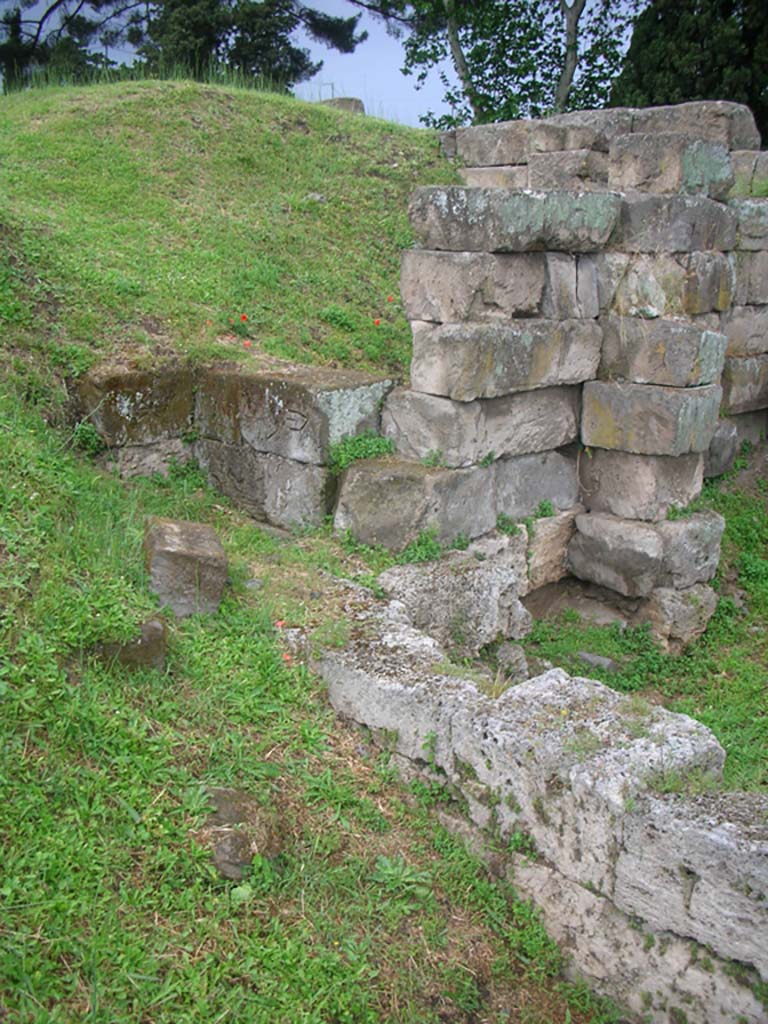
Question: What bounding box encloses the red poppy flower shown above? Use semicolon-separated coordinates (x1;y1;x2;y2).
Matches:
374;318;381;326
240;314;248;322
205;319;213;326
243;340;252;348
274;620;286;628
387;295;394;302
282;652;293;663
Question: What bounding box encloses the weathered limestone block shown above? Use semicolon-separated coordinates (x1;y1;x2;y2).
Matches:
195;363;392;465
408;187;622;253
115;439;193;478
704;419;740;477
609;133;734;199
543;108;635;150
579;449;704;521
599;316;727;387
333;457;495;550
729;197;768;250
720;305;768;355
730;150;760;197
410;319;602;401
143;517;228;618
631;100;761;150
656;511;725;589
196;440;329;528
527;509;580;590
721;354;768;414
494;449;580;522
596;252;734;318
510;855;765;1024
377;552;531;654
733;252;768;305
638;584;719;652
468;530;530;595
527;120;601;153
458;166;528;189
611;194;737;253
382;387;579;466
568;513;664;597
527;149;608;190
581;381;722;456
75;362;194;446
616;792;768;980
400;250;599;323
754;151;768;195
453;120;533;166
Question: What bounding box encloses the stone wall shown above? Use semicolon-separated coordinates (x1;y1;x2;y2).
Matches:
335;100;768;646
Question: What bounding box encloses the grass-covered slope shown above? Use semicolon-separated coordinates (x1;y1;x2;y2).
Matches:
0;79;456;384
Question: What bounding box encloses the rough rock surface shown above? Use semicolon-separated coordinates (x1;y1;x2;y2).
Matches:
98;617;168;671
383;386;580;466
408;187;622;253
568;513;664;597
720;305;768;357
579;449;704;521
494;449;580;522
704;419;740;477
599;316;727;387
378;552;531;654
409;319;602;401
610;194;737;253
581;381;722;456
526;509;580;590
721;354;768;414
143;518;228;618
638;585;719;653
608;133;734;199
656;512;725;589
729;197;768;250
595;251;734;318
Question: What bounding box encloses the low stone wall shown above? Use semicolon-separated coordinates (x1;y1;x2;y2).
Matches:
314;593;768;1024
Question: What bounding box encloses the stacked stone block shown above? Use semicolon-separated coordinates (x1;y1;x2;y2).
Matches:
336;100;766;643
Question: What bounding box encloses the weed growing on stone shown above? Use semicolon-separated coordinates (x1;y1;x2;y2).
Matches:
327;431;395;475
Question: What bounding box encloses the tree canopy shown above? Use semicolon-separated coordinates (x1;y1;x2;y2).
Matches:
610;0;768;139
0;0;367;91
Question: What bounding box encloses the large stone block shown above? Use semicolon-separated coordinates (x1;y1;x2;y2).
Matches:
609;133;734;200
581;381;722;455
494;449;580;521
410;319;602;401
382;387;579;466
453;120;533;166
400;250;542;322
333;458;495;550
377;552;531;655
579;449;704;521
596;252;734;318
196;440;330;528
704;419;740;477
721;354;768;414
408;187;622;253
599;316;727;387
733;252;768;305
729;150;760;197
143;517;228;618
631;101;761;150
639;584;719;653
195;363;392;465
527;509;580;590
720;305;768;356
543;108;635;150
656;511;725;588
729;197;768;249
527;149;608;190
611;195;737;253
458;165;528;189
568;513;664;597
75;362;195;446
616;792;768;980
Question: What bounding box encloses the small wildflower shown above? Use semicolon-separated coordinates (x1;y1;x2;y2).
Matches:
240;314;248;322
243;340;252;349
374;318;381;326
282;652;293;663
205;319;213;326
387;295;394;302
274;619;286;628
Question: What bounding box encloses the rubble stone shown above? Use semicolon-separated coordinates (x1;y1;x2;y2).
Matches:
656;511;725;588
609;133;734;199
579;449;704;521
599;316;727;387
581;381;722;455
383;387;579;466
527;509;580;590
408;187;622;253
639;584;719;652
721;354;768;415
144;518;228;618
409;319;602;401
378;553;531;654
568;513;663;597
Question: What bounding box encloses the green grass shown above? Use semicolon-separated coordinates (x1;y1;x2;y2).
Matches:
0;78;457;384
0;383;624;1022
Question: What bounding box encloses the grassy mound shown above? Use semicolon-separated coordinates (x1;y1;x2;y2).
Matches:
0;79;456;390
